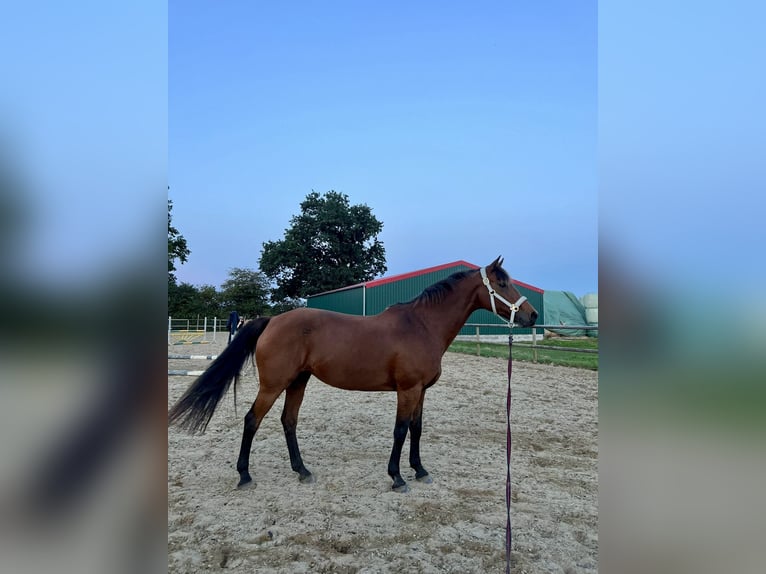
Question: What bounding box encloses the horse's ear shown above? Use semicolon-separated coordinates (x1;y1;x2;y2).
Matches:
490;256;503;269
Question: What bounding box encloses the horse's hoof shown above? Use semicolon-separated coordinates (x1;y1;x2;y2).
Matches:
236;478;256;490
299;473;316;484
416;474;433;484
392;483;410;493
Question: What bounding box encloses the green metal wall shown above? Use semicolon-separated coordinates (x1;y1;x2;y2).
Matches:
365;263;476;315
306;285;363;315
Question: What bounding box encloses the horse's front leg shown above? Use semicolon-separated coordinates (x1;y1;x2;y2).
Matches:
408;389;432;483
387;416;410;492
388;387;421;492
281;373;314;483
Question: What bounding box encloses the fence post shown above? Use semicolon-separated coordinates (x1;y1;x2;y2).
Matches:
532;327;538;363
168;316;171;344
213;317;217;342
204;317;208;340
475;326;481;356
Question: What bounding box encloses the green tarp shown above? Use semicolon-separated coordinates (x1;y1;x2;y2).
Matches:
543;290;596;337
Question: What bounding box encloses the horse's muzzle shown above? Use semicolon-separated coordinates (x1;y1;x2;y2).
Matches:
518;310;538;328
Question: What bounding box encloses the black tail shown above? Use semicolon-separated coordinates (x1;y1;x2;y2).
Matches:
168;317;271;433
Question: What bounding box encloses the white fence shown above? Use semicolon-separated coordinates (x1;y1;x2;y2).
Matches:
167;317;599;361
457;323;599;362
167;316;230;344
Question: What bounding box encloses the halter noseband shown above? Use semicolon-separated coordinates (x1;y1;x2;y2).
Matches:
480;266;527;326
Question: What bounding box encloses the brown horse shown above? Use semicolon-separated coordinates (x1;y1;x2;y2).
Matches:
168;257;538;492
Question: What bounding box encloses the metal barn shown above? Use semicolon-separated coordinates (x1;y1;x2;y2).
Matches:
306;260;544;337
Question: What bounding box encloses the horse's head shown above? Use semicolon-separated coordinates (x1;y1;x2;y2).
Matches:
479;256;539;328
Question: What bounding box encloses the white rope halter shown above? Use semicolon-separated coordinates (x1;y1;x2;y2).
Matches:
480;266;527;326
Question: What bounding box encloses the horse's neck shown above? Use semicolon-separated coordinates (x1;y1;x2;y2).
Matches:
414;280;481;349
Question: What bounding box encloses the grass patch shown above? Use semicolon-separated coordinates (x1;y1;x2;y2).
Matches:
448;338;598;370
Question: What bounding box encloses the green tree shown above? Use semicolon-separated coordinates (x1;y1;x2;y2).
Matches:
219;268;271;318
260;190;386;299
168;198;190;284
168;282;221;318
168;281;200;317
195;284;222;317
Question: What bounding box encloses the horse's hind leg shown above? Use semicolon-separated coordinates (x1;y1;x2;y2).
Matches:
281;372;314;484
236;387;281;489
409;389;432;483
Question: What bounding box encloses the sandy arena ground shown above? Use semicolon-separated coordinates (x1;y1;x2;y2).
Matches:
168;335;598;573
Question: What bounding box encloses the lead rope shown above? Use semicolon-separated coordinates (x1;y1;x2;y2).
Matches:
479;266;523;573
505;331;513;574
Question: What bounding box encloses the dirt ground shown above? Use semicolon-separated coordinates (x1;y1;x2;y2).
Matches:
168;337;598;573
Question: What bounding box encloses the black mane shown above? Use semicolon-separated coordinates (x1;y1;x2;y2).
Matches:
409;269;477;306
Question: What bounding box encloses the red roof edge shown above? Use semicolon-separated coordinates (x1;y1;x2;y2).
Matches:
365;260;479;288
307;260;544;297
367;260;544;293
512;278;544;294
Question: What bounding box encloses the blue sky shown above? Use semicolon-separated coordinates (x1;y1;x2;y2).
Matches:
170;1;597;296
